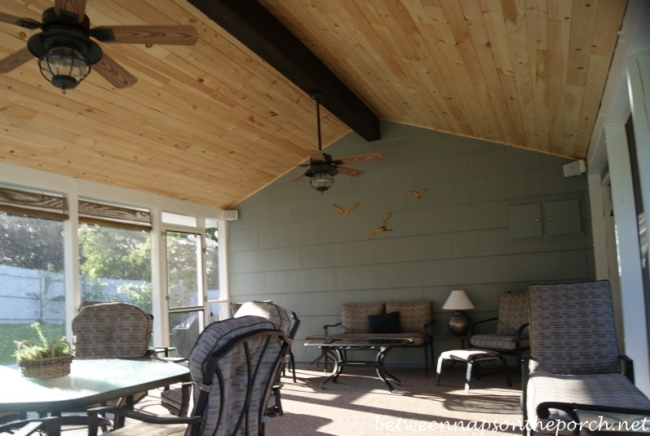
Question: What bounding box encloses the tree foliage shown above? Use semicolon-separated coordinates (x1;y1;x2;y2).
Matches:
0;213;64;271
78;225;151;281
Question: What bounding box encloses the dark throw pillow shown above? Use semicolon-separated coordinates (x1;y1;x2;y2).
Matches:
368;311;401;334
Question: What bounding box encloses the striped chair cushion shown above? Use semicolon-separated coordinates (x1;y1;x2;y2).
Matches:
189;316;282;436
526;373;650;434
528;280;620;374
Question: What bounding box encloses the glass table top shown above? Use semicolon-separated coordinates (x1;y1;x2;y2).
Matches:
0;358;190;413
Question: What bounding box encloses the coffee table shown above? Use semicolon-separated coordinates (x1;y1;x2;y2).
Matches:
304;338;412;391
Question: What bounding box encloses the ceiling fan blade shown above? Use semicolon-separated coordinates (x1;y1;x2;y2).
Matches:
291;172;306;182
92;54;138;89
0;47;34;74
91;26;199;45
0;12;40;29
335;153;383;165
337;166;364;177
54;0;87;23
308;150;325;162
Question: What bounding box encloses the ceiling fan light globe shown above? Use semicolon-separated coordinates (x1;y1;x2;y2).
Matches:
38;45;90;90
49;75;79;90
309;171;334;192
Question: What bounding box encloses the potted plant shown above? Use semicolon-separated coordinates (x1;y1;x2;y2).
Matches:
14;322;73;379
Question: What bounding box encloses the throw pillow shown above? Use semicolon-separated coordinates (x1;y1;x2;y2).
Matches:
368;311;401;334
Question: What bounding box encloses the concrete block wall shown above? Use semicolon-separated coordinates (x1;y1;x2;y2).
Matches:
228;122;594;365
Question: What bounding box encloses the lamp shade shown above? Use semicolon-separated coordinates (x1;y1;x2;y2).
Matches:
442;290;474;311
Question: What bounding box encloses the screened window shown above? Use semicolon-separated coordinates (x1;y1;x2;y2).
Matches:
78;200;152;313
0;185;68;365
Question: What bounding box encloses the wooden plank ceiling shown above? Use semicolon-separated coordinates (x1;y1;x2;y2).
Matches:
0;0;628;209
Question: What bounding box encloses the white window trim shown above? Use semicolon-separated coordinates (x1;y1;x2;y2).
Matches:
0;162;226;347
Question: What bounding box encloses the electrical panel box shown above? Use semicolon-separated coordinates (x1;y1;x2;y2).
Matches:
508;197;582;240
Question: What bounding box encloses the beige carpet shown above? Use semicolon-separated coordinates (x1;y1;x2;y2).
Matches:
265;363;522;436
59;361;523;435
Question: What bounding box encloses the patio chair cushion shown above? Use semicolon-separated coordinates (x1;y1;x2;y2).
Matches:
72;302;152;359
233;301;291;335
385;301;433;334
528;281;620;374
189;316;282;435
526;373;650;434
469;333;529;351
340;303;384;334
496;293;529;335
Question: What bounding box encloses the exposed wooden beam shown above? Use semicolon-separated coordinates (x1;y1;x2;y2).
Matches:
188;0;381;142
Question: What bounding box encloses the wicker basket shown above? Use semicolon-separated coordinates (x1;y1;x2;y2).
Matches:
17;339;73;379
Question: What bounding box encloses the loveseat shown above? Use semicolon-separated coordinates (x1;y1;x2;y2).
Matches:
323;301;435;376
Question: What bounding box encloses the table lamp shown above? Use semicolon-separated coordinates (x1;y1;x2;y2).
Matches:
442;289;475;335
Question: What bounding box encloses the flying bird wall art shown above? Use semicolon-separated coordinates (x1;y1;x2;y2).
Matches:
333;203;359;216
369;212;393;239
407;188;429;199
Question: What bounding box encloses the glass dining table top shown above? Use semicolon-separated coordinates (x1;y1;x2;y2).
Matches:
0;358;190;413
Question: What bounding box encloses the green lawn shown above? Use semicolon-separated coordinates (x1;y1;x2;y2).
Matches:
0;323;66;365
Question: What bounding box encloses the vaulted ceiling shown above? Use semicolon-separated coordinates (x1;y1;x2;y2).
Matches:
0;0;628;209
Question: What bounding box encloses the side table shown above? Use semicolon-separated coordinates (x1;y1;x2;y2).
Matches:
444;334;467;349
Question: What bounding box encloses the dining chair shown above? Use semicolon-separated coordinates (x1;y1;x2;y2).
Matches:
160;301;299;418
73;302;152;359
86;315;290;436
233;301;300;417
66;302;153;429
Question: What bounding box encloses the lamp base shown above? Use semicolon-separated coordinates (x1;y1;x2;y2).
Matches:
448;311;471;336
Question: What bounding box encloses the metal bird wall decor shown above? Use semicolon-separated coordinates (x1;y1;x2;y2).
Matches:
407;188;429;199
369;212;393;239
333;203;359;217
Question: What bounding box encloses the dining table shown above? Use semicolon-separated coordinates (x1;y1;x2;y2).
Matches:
0;358;190;417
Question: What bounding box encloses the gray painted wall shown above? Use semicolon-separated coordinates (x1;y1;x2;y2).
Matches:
228;122;594;365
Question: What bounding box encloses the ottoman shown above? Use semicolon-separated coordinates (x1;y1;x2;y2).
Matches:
436;349;511;392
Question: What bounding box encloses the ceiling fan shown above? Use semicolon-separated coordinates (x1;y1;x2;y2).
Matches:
293;93;383;193
0;0;198;92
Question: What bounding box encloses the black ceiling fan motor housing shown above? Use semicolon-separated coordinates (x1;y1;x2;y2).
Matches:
27;8;102;66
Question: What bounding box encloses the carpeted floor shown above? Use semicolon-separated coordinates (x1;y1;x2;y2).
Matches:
265;362;522;436
59;361;523;435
